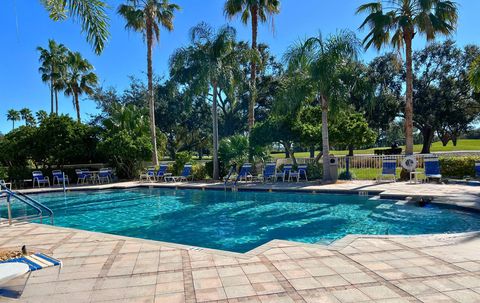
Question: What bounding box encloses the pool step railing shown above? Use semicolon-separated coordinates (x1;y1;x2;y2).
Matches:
0;183;54;225
223;165;237;186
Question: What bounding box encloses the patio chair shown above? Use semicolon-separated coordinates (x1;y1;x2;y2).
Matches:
166;164;193;182
275;164;293;182
475;161;480;178
52;170;69;186
139;167;156;182
261;163;277;182
424;156;442;182
234;163;253;184
289;164;308;182
98;168;111;184
75;169;89;184
0;253;62;286
377;158;396;183
155;164;169;182
32;171;50;188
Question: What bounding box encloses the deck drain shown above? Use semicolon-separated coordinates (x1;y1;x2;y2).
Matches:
189;247;203;251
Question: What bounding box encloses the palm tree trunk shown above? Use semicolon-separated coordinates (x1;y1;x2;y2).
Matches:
55;90;59;115
404;33;414;155
321;95;331;182
248;5;258;132
212;82;220;180
50;79;54;114
74;93;81;122
146;20;159;166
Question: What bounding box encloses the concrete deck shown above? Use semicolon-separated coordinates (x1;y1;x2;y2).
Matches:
1;181;479;302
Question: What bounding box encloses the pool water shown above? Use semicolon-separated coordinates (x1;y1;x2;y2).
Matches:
3;188;480;253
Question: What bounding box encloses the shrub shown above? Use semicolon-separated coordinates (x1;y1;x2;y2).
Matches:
439;156;480;178
205;160;228;179
0;167;8;180
218;135;249;166
173;151;193;175
192;163;207;180
306;162;323;180
339;170;356;180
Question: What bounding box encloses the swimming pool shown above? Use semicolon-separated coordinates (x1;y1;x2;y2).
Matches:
4;188;480;253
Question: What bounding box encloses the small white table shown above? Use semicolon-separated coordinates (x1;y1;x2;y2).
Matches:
409;171;422;184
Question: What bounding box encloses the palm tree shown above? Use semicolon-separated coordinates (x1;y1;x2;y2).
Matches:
36;110;49;124
19;108;36;126
469;56;480;92
63;52;98;122
284;31;360;182
224;0;280;132
357;0;458;155
37;39;69;114
118;0;180;166
41;0;109;54
6;109;20;130
170;23;238;180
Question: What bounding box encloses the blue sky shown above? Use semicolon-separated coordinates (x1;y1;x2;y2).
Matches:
1;0;479;133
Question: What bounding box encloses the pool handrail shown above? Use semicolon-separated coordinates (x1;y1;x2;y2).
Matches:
0;183;54;225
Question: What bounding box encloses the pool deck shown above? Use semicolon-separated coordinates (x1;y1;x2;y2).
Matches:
1;180;480;302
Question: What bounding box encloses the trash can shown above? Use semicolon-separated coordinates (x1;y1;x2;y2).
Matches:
329;156;339;182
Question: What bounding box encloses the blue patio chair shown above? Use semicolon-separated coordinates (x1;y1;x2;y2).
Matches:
425;156;442;182
275;164;292;182
475;161;480;179
98;168;111;184
289;164;308;182
52;170;69;186
75;169;89;184
235;163;253;184
32;171;50;188
139;166;156;182
167;164;193;182
156;164;169;182
377;158;396;183
262;163;277;182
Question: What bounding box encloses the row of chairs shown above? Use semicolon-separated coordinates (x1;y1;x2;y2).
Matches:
226;163;309;184
32;168;113;188
139;164;192;183
378;156;443;183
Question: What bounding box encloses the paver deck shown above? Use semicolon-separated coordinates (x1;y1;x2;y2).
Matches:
1;181;480;302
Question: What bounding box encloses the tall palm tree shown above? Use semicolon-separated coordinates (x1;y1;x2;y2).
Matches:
41;0;109;54
19;108;36;126
224;0;280;132
357;0;458;155
37;39;69;114
118;0;180;166
170;23;238;180
63;52;98;122
469;56;480;92
6;109;20;130
284;31;360;182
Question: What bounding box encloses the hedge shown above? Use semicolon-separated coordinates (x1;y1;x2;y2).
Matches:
439;156;480;178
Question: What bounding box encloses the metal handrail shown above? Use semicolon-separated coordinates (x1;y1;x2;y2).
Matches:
0;183;54;225
15;190;54;224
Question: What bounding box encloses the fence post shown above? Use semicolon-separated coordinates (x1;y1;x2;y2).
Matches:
346;157;351;180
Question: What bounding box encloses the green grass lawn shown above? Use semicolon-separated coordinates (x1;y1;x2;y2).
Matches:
271;139;480;159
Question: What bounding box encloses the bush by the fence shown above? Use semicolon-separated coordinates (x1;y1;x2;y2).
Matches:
439;156;480;178
192;163;207;180
339;170;356;180
205;160;228;179
306;162;323;180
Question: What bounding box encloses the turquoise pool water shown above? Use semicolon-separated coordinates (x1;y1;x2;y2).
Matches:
3;188;480;252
